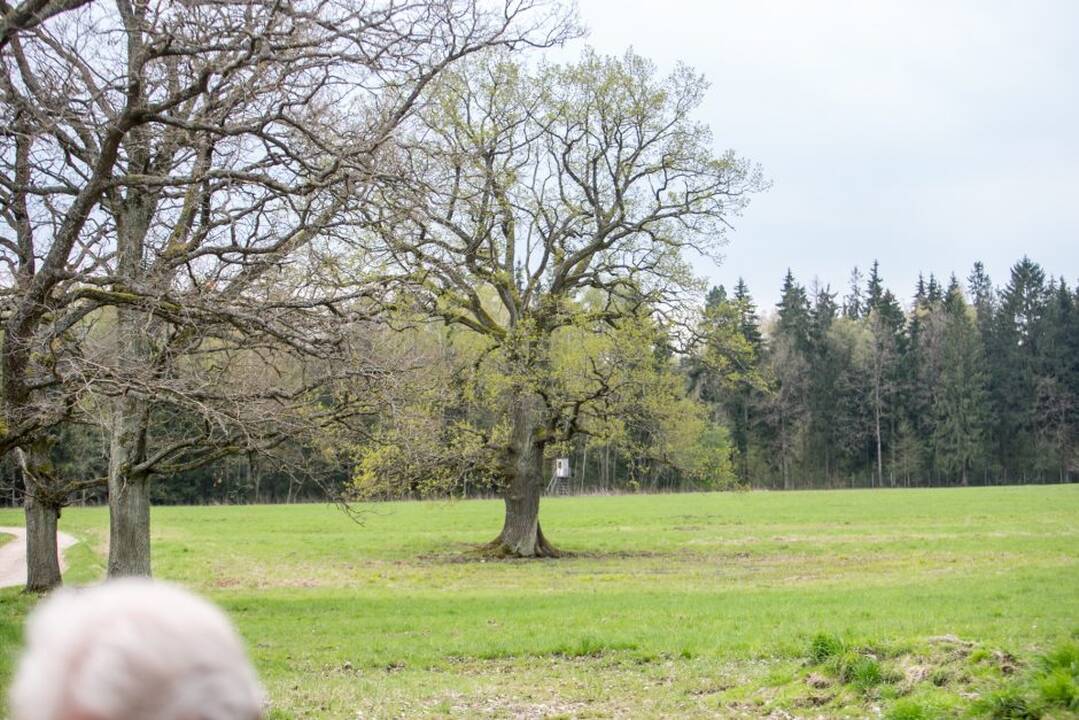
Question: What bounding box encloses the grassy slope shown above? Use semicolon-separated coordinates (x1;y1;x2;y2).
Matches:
0;486;1077;718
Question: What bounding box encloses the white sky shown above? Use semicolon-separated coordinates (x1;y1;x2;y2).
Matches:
553;0;1079;308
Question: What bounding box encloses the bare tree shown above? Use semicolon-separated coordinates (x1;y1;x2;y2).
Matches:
363;50;765;556
1;0;577;588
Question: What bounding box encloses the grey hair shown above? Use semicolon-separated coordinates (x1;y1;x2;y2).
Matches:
9;578;266;720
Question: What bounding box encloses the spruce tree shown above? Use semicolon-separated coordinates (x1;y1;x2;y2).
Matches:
843;266;864;319
967;261;995;330
1036;279;1077;480
866;260;884;310
932;286;989;485
989;257;1049;480
902;277;934;477
765;270;814;488
729;278;765;482
777;270;812;352
927;274;942;304
807;285;840;483
867;289;905;486
733;278;763;348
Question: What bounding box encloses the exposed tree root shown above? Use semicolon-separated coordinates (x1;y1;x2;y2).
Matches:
476;524;563;558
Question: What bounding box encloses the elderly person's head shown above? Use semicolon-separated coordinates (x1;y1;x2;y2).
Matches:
9;579;265;720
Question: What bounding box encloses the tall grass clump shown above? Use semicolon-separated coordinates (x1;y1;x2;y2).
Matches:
974;642;1079;718
976;686;1043;720
808;632;846;664
1034;642;1079;710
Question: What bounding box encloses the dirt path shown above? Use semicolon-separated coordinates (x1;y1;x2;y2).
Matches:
0;526;79;588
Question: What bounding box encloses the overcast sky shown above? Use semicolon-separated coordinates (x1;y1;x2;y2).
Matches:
555;0;1079;309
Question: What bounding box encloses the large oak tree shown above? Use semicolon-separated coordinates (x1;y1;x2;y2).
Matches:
363;50;764;556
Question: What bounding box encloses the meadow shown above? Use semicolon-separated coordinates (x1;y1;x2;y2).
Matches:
1;486;1077;719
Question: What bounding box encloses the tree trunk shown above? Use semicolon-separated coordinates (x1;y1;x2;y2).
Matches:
874;380;884;488
24;493;61;592
106;182;154;578
106;116;158;578
490;444;556;557
249;452;260;504
603;444;610;491
17;440;64;592
580;444;588;494
742;399;751;483
107;389;152;578
889;418;896;487
780;409;791;490
487;396;558;558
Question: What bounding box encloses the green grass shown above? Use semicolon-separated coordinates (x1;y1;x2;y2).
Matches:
1;486;1077;718
0;533;11;549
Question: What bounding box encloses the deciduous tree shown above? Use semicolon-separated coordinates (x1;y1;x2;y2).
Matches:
362;49;764;555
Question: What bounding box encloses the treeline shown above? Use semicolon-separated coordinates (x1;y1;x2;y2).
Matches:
697;257;1077;489
524;256;1077;494
6;256;1071;508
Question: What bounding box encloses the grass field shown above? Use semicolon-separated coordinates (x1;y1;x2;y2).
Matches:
1;486;1077;718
